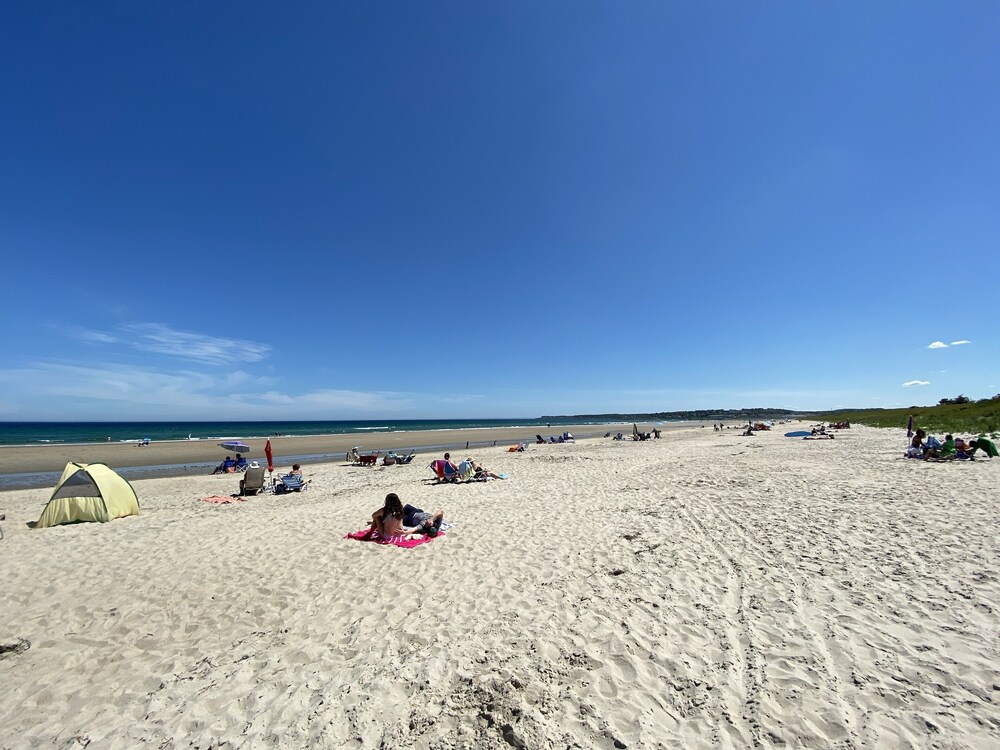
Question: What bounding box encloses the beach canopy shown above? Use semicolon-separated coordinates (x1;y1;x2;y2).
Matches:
36;462;140;529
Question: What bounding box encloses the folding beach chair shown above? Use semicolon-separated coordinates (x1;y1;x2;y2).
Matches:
275;474;307;493
238;466;267;496
429;459;460;483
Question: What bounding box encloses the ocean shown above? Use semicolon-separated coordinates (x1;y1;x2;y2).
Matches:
0;418;620;447
0;418;635;491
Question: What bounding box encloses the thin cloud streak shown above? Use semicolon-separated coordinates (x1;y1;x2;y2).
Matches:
67;323;271;365
950;340;971;346
902;380;930;387
0;361;473;420
120;323;271;365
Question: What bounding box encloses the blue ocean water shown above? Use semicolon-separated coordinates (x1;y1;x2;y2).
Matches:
0;419;614;446
0;418;626;490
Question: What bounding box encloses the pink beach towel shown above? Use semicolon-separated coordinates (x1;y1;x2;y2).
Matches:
200;495;247;504
345;528;441;548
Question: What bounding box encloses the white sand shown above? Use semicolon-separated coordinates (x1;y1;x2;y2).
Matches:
1;425;998;748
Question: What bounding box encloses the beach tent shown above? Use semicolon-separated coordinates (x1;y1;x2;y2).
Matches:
36;463;140;529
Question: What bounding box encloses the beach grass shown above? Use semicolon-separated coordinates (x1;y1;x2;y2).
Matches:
811;398;1000;437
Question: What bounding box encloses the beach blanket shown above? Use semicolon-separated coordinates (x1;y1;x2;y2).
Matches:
345;528;441;548
200;495;247;504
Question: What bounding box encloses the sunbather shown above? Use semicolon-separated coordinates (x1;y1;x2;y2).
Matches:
403;502;445;536
925;434;956;460
430;454;460;482
369;493;435;539
471;461;505;480
288;463;303;476
212;455;236;474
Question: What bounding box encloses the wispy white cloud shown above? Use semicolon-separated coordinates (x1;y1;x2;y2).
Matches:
67;323;271;365
72;329;119;345
119;323;271;365
902;380;930;387
0;361;464;420
927;341;948;349
950;339;971;346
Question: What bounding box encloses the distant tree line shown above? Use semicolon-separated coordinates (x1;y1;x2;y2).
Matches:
937;394;1000;405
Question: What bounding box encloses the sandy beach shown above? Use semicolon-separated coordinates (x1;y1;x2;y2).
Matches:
0;422;651;477
1;424;998;749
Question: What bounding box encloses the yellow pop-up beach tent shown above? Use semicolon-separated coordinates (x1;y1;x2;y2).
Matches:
36;463;140;529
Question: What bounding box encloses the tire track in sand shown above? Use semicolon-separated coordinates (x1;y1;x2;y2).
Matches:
695;493;867;749
673;499;765;748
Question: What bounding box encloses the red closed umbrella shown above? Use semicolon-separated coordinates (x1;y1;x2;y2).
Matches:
265;439;274;472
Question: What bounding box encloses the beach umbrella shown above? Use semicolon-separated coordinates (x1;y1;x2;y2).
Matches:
265;439;274;473
218;441;251;453
907;415;913;438
632;423;639;437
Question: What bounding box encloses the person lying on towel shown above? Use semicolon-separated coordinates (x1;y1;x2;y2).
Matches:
368;493;444;540
403;502;445;536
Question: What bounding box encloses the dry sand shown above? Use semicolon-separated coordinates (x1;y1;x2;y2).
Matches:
1;424;998;749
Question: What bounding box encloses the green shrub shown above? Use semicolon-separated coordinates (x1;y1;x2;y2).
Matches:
810;400;1000;437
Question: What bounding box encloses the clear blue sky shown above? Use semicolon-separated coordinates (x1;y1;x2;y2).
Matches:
1;2;997;420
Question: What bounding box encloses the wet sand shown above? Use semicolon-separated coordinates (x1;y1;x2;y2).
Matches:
0;421;688;475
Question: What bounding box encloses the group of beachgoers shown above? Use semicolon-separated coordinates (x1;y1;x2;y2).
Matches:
906;430;998;460
431;452;506;482
608;430;660;441
359;450;512;541
212;454;250;474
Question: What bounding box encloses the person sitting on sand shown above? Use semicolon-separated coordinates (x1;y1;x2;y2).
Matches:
234;454;248;471
368;493;434;539
906;429;927;458
211;455;236;474
289;463;303;476
925;434;956;460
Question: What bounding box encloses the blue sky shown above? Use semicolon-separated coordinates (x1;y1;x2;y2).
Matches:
1;2;997;420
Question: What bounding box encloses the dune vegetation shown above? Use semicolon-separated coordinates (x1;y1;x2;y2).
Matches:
811;396;1000;437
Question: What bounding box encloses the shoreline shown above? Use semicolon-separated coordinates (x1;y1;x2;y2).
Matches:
0;421;718;490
